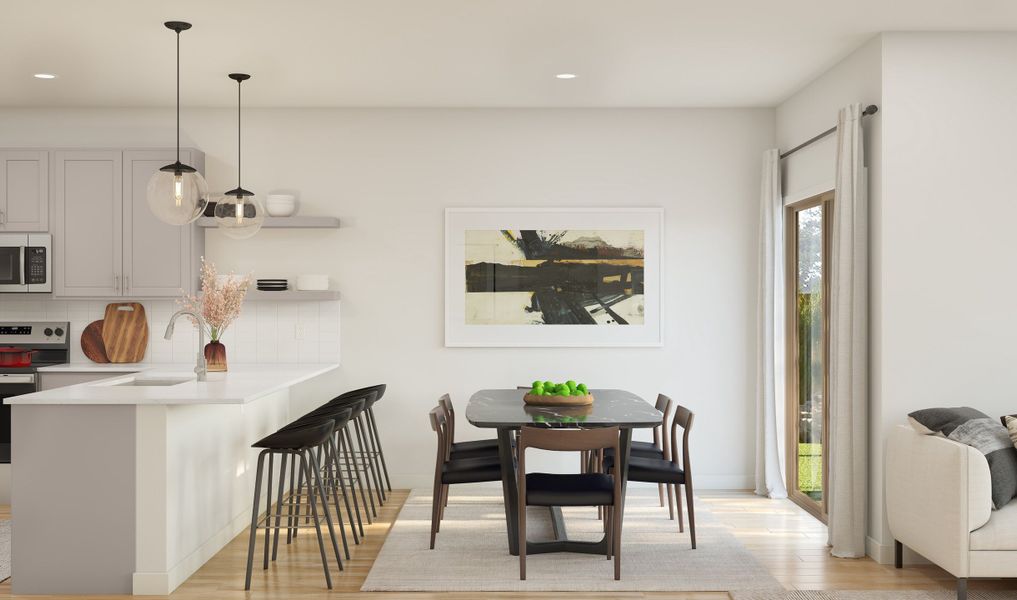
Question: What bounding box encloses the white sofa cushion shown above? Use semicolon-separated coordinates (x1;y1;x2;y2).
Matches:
971;498;1017;550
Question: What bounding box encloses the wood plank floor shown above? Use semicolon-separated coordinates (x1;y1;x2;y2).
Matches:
0;490;1014;599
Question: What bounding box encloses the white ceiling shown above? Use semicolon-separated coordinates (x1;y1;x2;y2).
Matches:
3;0;1016;108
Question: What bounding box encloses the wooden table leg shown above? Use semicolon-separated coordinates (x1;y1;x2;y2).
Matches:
496;428;520;556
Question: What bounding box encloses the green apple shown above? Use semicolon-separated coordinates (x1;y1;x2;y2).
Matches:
577;383;588;393
532;385;544;395
573;389;584;396
532;380;542;389
544;380;554;390
566;380;577;391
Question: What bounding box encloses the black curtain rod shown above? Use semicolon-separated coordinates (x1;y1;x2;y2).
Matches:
779;104;879;160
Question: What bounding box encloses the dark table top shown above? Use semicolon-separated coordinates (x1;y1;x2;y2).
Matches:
465;388;662;429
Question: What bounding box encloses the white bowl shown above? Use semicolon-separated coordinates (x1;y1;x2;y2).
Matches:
296;274;329;291
265;194;296;217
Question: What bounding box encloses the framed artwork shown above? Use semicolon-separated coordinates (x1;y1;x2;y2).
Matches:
444;207;663;347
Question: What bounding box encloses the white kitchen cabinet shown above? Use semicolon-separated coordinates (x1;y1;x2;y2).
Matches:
0;150;48;231
52;150;123;297
123;150;204;297
52;149;204;298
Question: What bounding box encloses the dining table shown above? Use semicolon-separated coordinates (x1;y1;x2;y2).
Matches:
465;388;662;556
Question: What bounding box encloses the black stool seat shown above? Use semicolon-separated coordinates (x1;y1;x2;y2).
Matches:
253;421;334;450
441;459;501;484
604;455;685;484
525;472;615;506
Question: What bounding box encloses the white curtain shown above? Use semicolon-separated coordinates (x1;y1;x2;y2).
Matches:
827;103;868;558
754;148;788;499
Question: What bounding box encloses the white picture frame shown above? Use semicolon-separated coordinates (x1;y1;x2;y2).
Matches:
444;207;664;347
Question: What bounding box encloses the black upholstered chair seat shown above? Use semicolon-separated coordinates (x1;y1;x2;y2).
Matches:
441;459;502;484
525;472;615;506
450;438;500;459
253;420;334;450
604;455;685;484
604;443;664;460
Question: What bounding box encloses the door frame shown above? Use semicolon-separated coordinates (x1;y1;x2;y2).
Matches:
784;190;833;522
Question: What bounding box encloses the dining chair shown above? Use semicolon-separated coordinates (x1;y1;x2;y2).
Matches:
517;425;622;580
438;394;500;459
605;402;697;548
428;404;502;549
603;394;675;519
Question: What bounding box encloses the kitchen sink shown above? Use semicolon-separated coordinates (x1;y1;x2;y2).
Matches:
113;377;192;387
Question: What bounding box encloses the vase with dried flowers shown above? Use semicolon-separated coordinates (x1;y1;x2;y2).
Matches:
178;258;252;372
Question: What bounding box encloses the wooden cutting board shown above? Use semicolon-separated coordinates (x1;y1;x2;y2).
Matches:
101;303;149;363
80;320;110;363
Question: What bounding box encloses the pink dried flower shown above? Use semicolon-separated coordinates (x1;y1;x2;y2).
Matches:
177;257;252;341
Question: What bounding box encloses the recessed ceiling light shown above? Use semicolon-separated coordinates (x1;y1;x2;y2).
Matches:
33;73;57;80
555;73;577;80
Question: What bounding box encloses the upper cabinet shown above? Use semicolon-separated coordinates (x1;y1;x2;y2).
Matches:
123;150;204;297
0;150;48;232
52;149;204;298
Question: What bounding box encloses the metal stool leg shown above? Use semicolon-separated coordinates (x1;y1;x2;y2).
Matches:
344;425;374;522
322;439;351;559
329;436;360;545
299;452;334;589
367;407;393;491
356;415;385;504
262;453;274;570
351;420;379;516
340;429;368;532
286;454;297;544
271;453;288;561
244;450;267;591
308;450;344;572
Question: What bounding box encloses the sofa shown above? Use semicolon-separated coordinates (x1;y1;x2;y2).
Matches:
887;424;1017;600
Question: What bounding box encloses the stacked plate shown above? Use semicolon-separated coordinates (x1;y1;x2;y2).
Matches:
257;278;289;291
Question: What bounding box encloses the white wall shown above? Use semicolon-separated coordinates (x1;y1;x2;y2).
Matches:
0;107;773;488
776;35;885;557
875;31;1017;556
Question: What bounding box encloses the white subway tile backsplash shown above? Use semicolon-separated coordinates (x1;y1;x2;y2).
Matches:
0;297;340;365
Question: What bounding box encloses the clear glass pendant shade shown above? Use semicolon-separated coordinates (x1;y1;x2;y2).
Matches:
146;169;208;225
213;194;265;239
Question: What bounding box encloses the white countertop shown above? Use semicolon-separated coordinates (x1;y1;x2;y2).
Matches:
8;363;339;405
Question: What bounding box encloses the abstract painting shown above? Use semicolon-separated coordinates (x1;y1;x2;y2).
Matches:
446;208;663;347
464;230;645;325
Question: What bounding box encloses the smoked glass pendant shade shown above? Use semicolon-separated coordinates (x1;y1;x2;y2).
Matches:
147;166;208;225
213;191;264;239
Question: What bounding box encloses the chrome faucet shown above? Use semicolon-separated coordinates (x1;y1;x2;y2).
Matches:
164;309;207;382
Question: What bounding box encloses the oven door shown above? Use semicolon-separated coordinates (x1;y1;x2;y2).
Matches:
0;234;28;292
0;373;36;463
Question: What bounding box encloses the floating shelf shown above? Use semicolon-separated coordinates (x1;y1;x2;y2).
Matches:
246;290;341;301
197;216;340;229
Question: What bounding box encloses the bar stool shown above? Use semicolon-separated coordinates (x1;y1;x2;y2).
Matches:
245;420;343;590
332;387;389;502
343;385;393;492
325;394;385;516
277;407;359;558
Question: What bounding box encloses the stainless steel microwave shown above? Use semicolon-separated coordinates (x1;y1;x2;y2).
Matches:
0;234;51;293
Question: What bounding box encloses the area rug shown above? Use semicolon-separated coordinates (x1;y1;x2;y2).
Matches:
361;488;783;592
731;591;1017;599
0;520;10;582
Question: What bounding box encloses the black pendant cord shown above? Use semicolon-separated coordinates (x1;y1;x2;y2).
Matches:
236;78;241;190
175;28;181;164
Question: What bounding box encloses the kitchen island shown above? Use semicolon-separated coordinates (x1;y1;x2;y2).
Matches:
6;363;339;595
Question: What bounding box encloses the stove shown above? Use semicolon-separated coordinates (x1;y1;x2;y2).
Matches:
0;321;70;463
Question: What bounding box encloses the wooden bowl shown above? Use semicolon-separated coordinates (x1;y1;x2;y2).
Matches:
523;392;594;406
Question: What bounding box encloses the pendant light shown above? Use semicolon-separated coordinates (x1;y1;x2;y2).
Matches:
147;21;208;225
214;73;264;239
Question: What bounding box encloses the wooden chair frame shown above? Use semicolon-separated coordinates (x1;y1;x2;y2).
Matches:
517;425;622;581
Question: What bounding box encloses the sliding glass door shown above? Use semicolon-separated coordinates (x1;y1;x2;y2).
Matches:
786;192;832;521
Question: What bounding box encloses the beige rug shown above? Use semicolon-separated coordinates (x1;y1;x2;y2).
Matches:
732;592;1017;600
362;487;783;592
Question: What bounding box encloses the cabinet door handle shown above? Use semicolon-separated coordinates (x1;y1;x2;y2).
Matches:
114;273;120;293
125;275;130;295
0;210;5;224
